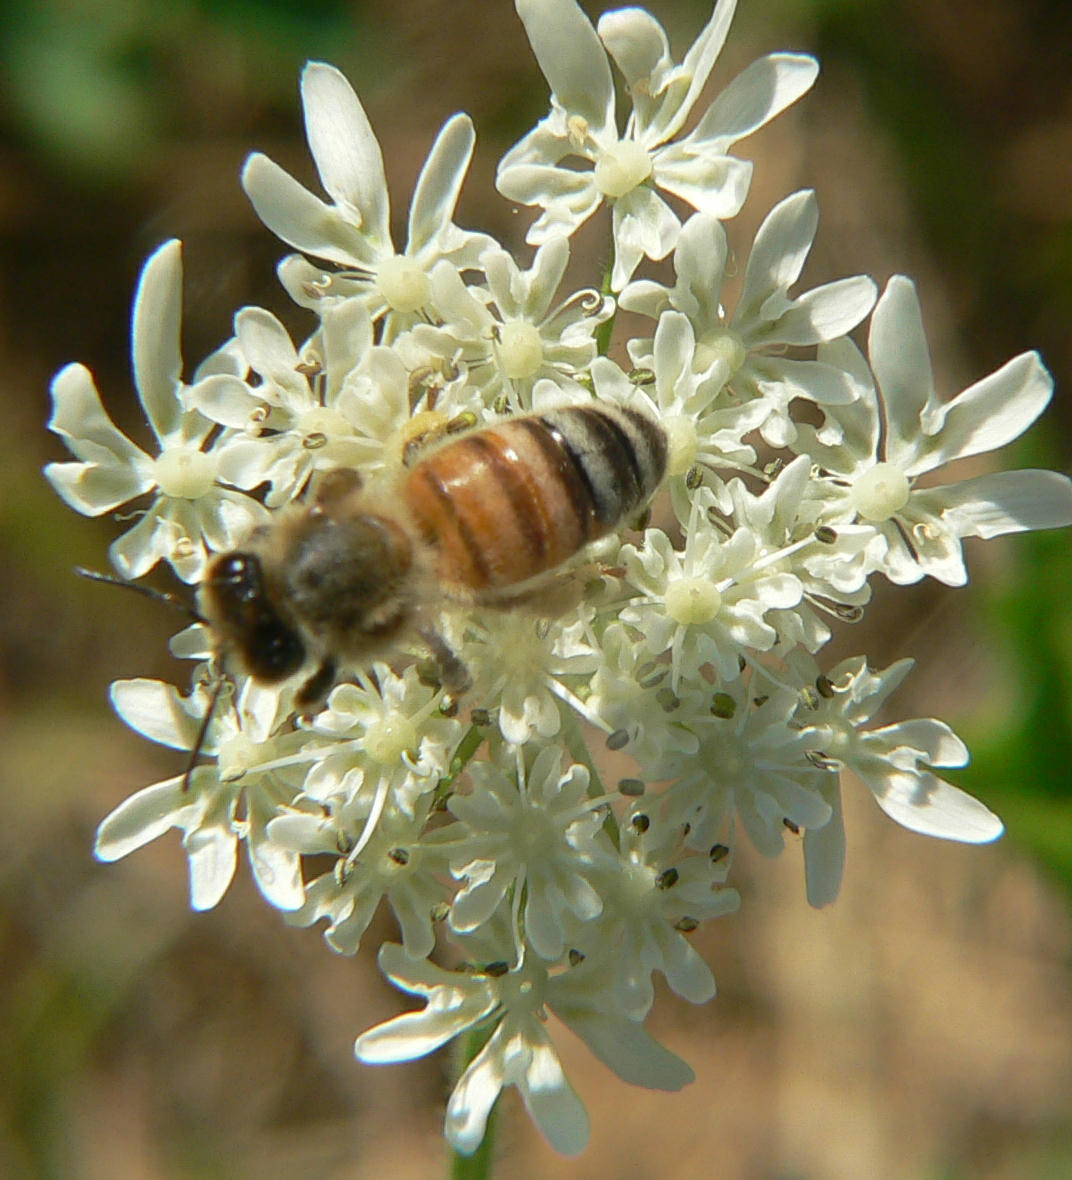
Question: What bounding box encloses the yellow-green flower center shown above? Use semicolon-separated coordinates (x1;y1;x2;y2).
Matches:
663;414;699;476
852;462;910;521
695;329;747;378
498;321;544;379
593;140;653;198
665;577;722;624
376;256;430;313
152;449;216;499
363;716;417;766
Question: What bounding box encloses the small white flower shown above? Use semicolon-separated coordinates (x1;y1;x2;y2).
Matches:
409;238;612;410
659;674;832;858
795;277;1072;585
620;486;803;689
586;621;701;776
592;321;768;494
44;241;268;582
620;194;877;445
498;0;818;287
303;666;464;823
357;937;694;1156
243;63;493;334
798;655;1003;844
275;796;446;959
465;613;604;744
722;456;880;654
356;944;591;1156
433;747;609;961
95;675;306;911
569;813;739;1019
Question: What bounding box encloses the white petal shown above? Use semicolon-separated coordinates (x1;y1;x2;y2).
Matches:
408;114;476;255
868;276;935;462
653;146;752;219
357;1005;478;1064
45;364;152;512
516;0;615;136
912;351;1055;472
518;1035;589;1156
301;62;389;244
107;511;173;581
552;989;694;1090
188;373;263;428
868;719;968;767
110;678;199;750
248;801;305;911
736;190;817;324
235;306;298;371
766;276;878;345
803;781;845;908
132;240;184;441
186;821;239;910
445;1030;507;1155
94;776;192;861
749;355;862;406
45;457;149;517
674;212;730;320
691;53;818;146
241;152;371;267
651;0;737;142
610;188;679;289
868;770;1004;843
926;469;1072;538
597;8;670;93
660;933;717;1004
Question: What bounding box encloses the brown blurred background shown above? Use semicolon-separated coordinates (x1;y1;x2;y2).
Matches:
3;1;1071;1177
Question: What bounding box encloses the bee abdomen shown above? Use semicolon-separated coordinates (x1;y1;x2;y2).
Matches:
404;403;666;593
535;404;666;528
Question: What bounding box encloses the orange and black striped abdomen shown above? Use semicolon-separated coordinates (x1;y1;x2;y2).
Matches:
403;404;666;594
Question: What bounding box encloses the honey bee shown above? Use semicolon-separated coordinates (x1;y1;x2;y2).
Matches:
199;403;667;708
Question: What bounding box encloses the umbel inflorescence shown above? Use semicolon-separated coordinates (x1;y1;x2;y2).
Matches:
44;0;1072;1158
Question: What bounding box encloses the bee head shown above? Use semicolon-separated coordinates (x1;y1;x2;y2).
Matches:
201;552;306;684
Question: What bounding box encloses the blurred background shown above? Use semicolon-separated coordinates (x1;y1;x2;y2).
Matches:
3;0;1071;1176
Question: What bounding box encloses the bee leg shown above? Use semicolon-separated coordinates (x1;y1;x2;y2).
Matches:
296;657;338;712
418;626;471;700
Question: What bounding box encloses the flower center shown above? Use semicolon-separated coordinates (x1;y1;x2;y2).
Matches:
665;577;722;624
497;624;550;682
217;733;264;781
715;735;755;792
498;321;544;379
593;140;652;199
515;803;557;859
695;329;747;379
376;256;431;313
363;716;418;766
298;406;353;446
152;448;216;499
852;462;910;521
663;414;698;476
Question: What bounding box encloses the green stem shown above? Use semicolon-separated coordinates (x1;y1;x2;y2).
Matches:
447;1026;500;1180
434;724;486;805
593;261;616;358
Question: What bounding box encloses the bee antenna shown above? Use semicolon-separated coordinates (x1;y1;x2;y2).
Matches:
182;675;226;793
74;566;206;625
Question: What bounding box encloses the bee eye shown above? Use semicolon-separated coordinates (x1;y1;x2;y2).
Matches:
203;551;307;683
247;621;305;682
213;553;259;601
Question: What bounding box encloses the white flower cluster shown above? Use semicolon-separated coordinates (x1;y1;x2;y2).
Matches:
44;0;1072;1159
